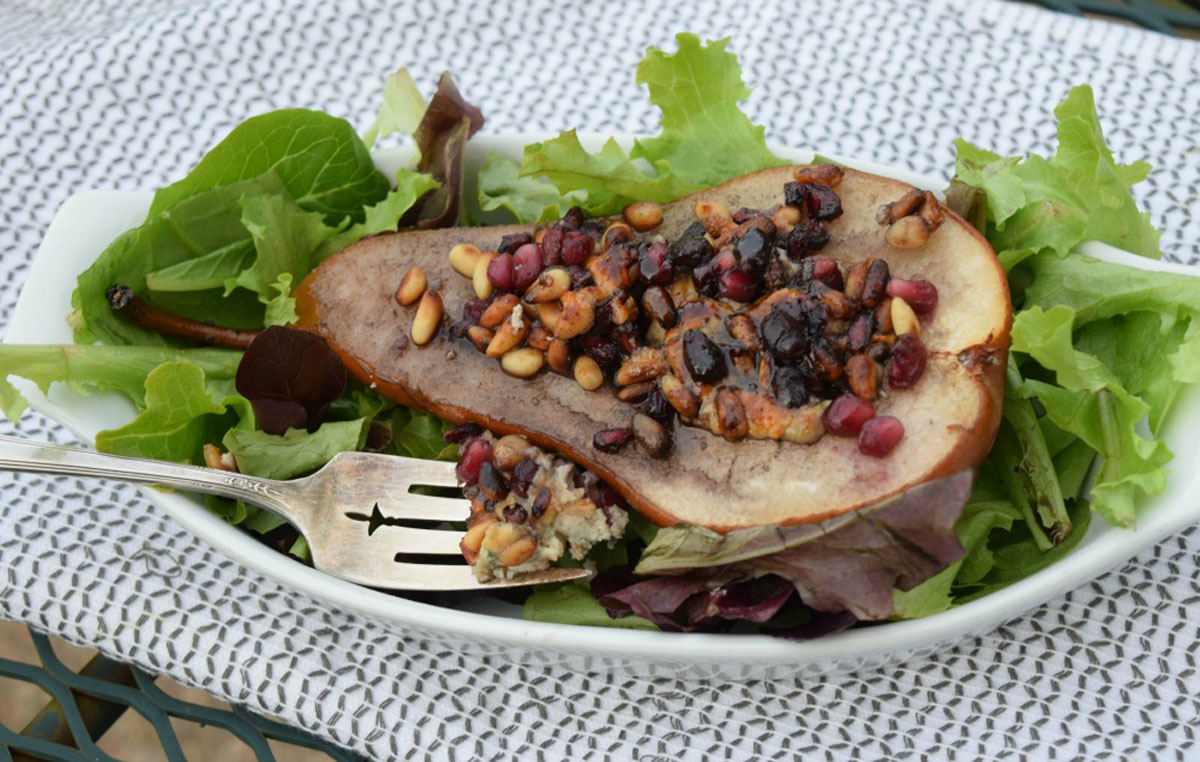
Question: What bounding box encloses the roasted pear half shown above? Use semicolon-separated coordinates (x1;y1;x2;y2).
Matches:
295;166;1010;531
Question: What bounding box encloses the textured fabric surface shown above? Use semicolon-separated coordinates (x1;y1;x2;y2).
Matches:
1;0;1199;759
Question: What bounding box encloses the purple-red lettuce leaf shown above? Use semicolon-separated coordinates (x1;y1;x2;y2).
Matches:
234;325;347;434
634;470;973;620
593;571;795;632
404;73;485;230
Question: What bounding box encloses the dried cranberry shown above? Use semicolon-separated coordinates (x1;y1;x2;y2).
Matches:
888;334;927;388
579;334;620;368
591;298;614;336
785;219;830;261
823;394;875;436
760;309;807;360
861;259;890;307
585;478;624;510
502;505;528;524
531;488;552;519
733;228;770;275
567;264;593;289
640;387;674;423
637;240;674;286
763;255;788;291
858;415;904;456
487;253;516;291
560;231;593;266
810;258;844;290
682;329;727;384
463;299;488;324
668;223;714;267
719;266;760;303
777;295;828;338
540;227;564;265
642;286;677;330
560;206;584;231
847;313;875;353
510;457;539;498
771;364;810;408
512;244;544;293
443;423;483;444
613;323;641;356
732;207;760;224
783;181;808;208
593;427;634;453
498;232;533;254
455;438;493;485
804;184;843;221
478;462;508;500
886;278;939;315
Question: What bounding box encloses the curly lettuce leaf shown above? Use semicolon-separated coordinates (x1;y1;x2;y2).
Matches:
524;580;657;631
147;109;390;224
517;34;784;215
954;85;1160;262
476;153;587;224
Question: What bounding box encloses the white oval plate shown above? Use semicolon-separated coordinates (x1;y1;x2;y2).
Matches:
7;134;1200;680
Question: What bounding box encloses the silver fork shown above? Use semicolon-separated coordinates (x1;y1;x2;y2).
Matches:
0;435;589;590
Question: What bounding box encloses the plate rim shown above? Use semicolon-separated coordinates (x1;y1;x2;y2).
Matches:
7;132;1200;667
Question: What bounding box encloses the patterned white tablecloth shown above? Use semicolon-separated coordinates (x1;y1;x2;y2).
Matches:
1;0;1198;759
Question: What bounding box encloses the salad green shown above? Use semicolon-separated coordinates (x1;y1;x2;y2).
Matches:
1;34;1197;635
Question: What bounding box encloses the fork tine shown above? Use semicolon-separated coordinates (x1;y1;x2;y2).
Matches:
371;526;464;555
386;493;471;522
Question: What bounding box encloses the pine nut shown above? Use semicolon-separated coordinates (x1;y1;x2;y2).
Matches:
615;381;655;403
615;347;667;386
771;205;801;234
536;301;562;333
473;253;496;299
602;221;634;248
573;355;604;390
501;347;544;378
481;521;523;553
486;307;531;358
610;291;639;325
460;515;496;555
845;354;879;400
694;200;731;222
524;267;570;303
793;164;844;187
885;215;930;250
553;289;596;339
467;325;494;352
396;266;427;306
659;374;699;418
547;339;571;373
498;537;537;567
479;294;519;328
714;386;749;442
411;290;443;345
623;201;664;231
449;243;483;277
891;296;921;336
526;325;552;351
493;435;531;471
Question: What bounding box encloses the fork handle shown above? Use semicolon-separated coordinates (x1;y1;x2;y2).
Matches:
0;434;297;519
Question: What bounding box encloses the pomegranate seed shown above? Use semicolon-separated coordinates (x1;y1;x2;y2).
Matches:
443;422;483;444
540;227;564;265
858;415;904;457
823;394;875;436
760;309;806;360
456;438;493;485
560;206;584;231
888;334;927;388
586;479;625;510
733;228;769;275
487;253;516;291
560;231;593;265
593;427;634;453
498;232;532;254
847;313;875;353
693;249;736;296
886;278;939;315
810;258;844;290
510;458;539;498
683;329;727;383
637;241;674;286
668;222;714;267
640;387;674;423
512;244;544;292
719;266;760;302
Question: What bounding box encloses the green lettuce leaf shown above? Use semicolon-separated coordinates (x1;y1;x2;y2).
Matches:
363;68;427;149
524;581;657;630
230;191;339;300
516;34;784;216
389;406;456;461
476;153;586;224
223;418;370;480
315;169;440;258
147;109;390;224
0;344;242;420
144;241;255;292
94;361;239;464
73;175;286;345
